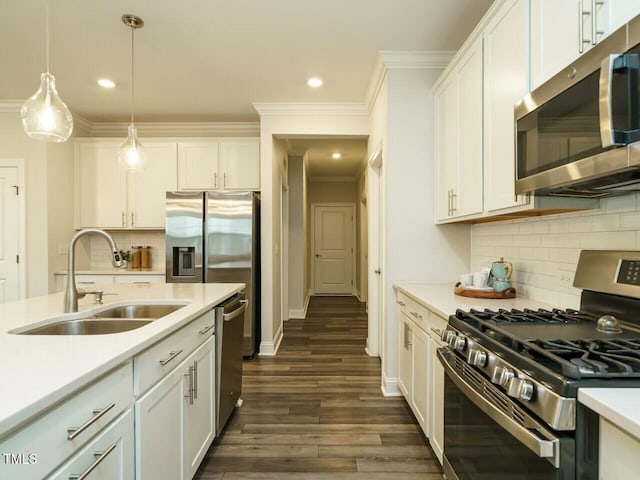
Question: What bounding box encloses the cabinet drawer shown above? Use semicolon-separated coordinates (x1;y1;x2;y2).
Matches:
46;409;134;480
429;312;448;343
113;274;165;284
0;362;132;480
134;309;215;395
403;296;428;333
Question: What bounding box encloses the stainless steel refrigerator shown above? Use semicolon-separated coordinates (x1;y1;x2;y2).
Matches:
166;191;260;357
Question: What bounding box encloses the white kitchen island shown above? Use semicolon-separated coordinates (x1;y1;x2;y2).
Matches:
0;282;243;480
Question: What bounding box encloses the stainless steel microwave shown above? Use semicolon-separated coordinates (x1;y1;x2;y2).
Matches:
515;15;640;197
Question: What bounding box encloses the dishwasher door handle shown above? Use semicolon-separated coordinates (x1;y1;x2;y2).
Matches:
222;299;248;322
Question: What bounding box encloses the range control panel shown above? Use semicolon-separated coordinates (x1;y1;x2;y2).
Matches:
617;259;640;286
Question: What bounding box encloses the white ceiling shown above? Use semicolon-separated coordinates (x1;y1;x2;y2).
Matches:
0;0;494;122
286;138;368;178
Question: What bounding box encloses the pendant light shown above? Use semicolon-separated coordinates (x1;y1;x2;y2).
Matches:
21;0;73;142
119;14;146;172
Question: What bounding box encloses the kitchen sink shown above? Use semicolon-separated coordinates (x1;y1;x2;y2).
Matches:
15;303;186;335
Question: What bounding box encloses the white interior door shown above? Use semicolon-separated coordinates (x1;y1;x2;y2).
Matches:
313;205;354;295
0;167;20;303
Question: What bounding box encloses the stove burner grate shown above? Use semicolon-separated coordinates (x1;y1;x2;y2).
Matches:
453;308;640;379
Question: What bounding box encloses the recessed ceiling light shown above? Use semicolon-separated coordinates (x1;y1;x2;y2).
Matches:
332;152;341;159
98;79;116;89
307;77;323;88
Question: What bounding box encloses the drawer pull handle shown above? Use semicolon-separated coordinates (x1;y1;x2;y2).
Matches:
132;281;151;284
193;360;198;399
159;349;183;366
185;366;195;405
410;311;422;320
68;442;117;480
198;324;214;335
67;403;116;441
397;301;406;307
430;328;443;337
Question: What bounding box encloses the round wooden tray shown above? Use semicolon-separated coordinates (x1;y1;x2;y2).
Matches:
454;281;516;299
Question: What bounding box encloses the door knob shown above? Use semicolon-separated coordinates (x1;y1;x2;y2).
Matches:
374;269;381;274
315;254;321;258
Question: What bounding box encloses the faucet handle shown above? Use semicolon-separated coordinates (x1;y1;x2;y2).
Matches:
83;290;105;304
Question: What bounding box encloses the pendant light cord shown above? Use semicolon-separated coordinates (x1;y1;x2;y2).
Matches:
130;25;134;126
45;0;50;73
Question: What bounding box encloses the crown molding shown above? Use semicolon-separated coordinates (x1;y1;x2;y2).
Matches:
365;51;455;112
253;103;368;116
86;121;260;137
72;114;94;135
0;100;23;113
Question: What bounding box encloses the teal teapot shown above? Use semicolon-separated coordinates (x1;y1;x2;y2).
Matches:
491;257;513;292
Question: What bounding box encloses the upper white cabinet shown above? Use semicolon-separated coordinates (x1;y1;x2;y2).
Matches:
531;0;640;89
434;36;484;222
75;142;177;229
178;139;260;191
483;0;529;213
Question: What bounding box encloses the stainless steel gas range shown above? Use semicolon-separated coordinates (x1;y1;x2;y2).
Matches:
438;250;640;480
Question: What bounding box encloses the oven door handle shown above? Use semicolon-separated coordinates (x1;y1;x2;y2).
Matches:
437;348;560;468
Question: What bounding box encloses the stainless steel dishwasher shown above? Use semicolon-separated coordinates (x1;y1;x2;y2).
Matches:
215;293;247;434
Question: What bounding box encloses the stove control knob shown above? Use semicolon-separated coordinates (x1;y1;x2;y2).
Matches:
441;330;456;344
446;332;458;348
491;366;514;386
453;336;467;352
467;349;487;367
507;378;534;401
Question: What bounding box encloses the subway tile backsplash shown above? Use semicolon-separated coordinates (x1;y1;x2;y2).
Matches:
471;193;640;309
89;231;165;270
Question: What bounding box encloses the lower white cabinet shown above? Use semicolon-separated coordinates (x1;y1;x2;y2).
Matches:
396;295;429;435
54;273;165;293
599;418;640;479
135;336;215;480
396;290;448;466
47;409;134;480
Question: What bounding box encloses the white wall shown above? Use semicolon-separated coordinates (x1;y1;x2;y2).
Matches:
288;155;305;317
471;193;640;308
257;110;370;355
369;68;471;393
0;110;49;297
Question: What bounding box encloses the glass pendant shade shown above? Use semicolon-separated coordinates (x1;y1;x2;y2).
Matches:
21;72;73;142
118;125;146;171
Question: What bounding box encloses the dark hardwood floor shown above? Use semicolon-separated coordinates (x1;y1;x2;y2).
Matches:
194;296;443;480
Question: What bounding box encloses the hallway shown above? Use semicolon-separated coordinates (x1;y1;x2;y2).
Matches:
194;296;443;479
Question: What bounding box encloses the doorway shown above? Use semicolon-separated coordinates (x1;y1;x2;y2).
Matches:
311;203;355;295
0;161;25;303
367;146;383;359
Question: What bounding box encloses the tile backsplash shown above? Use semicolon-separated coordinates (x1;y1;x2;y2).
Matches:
89;231;165;271
471;193;640;308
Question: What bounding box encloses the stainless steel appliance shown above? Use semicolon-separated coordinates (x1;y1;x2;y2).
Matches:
439;250;640;480
215;293;247;434
515;14;640;197
166;191;261;357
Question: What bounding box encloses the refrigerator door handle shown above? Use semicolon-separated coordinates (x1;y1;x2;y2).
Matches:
222;300;248;322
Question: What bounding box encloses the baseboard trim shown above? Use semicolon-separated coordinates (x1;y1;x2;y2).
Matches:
381;372;402;397
258;323;284;356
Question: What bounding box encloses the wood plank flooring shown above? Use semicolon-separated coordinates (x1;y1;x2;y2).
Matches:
194;296;443;480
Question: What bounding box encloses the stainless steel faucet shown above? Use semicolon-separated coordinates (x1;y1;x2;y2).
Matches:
64;229;123;313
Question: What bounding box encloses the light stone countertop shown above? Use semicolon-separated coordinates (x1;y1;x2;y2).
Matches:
0;282;243;438
54;269;165;275
578;389;640;440
393;282;556;318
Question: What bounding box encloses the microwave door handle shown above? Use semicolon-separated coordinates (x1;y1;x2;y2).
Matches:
599;54;624;148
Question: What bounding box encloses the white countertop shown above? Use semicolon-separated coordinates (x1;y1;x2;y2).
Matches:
54;269;165;275
0;282;243;438
393;282;556;318
579;389;640;440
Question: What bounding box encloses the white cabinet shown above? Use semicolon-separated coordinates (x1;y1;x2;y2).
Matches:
54;273;165;293
483;0;530;213
396;295;429;435
75;142;177;229
47;409;134;480
531;0;640;89
135;336;215;480
428;316;447;466
434;36;484;222
178;139;260;191
599;418;640;479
